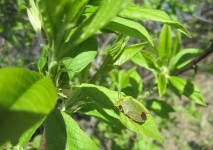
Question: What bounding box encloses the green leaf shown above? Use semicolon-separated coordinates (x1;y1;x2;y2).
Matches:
169;48;201;72
75;84;163;141
158;73;167;97
27;0;41;32
45;109;98;150
168;76;206;106
62;36;98;80
0;67;57;145
146;99;175;118
37;45;48;72
90;35;129;83
68;0;131;46
114;42;148;65
119;6;191;37
105;17;154;46
63;51;97;80
158;25;172;66
141;50;159;70
172;31;181;57
131;51;149;69
38;0;88;42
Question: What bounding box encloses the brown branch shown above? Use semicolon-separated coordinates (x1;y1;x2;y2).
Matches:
172;42;213;76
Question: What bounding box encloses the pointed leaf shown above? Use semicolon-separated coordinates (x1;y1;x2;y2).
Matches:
119;6;191;37
114;42;148;65
141;50;159;70
37;45;48;72
105;17;154;46
45;109;98;150
168;76;206;106
169;48;201;72
0;67;57;145
158;25;172;66
157;73;167;97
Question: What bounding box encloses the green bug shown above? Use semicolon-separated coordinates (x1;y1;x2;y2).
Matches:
119;98;148;123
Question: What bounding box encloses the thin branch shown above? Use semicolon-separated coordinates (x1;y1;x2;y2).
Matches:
172;42;213;76
194;15;213;24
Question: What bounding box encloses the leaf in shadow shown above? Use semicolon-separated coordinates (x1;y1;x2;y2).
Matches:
146;99;175;119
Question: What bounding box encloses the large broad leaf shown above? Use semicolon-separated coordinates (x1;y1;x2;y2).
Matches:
0;67;57;145
169;48;201;72
105;17;154;46
45;109;98;150
158;25;172;66
67;0;131;46
118;6;191;37
74;84;163;141
168;76;206;106
114;42;148;65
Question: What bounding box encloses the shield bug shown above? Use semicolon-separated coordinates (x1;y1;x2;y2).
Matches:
119;98;148;123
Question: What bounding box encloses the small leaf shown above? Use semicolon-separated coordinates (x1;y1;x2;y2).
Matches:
158;25;172;66
37;45;48;72
171;31;181;57
114;42;148;65
62;36;98;80
0;67;57;145
158;73;167;97
105;17;154;46
168;76;206;106
63;51;97;80
45;109;98;150
131;52;149;69
27;0;41;32
141;50;159;70
169;48;201;72
119;6;191;37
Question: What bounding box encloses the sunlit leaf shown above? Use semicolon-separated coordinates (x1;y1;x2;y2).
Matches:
114;42;148;65
158;73;167;97
158;25;172;66
105;17;154;46
169;48;201;72
0;67;57;145
119;6;191;37
73;84;163;141
168;76;206;106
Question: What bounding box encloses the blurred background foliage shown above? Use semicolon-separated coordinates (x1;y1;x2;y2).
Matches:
0;0;213;149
